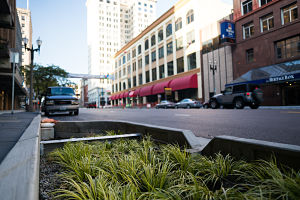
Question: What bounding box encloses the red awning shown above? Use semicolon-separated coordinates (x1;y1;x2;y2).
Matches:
124;91;129;98
120;93;125;99
110;95;114;100
169;74;198;91
134;88;141;96
115;94;120;99
152;80;171;95
140;85;155;97
129;91;136;97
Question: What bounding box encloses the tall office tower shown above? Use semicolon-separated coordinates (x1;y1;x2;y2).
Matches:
16;8;32;68
86;0;157;107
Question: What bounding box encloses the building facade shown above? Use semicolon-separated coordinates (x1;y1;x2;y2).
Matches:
232;0;300;105
16;8;32;68
0;0;27;110
111;0;232;107
86;0;157;107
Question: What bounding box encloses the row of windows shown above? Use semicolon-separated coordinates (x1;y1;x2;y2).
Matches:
245;35;300;63
242;0;273;15
114;10;195;68
116;31;195;68
113;53;197;92
242;3;298;39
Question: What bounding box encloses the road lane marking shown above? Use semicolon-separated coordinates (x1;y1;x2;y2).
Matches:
281;111;300;114
175;114;190;117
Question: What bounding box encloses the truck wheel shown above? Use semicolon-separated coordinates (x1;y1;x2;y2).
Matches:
250;103;259;109
74;110;79;115
234;98;245;109
210;99;219;109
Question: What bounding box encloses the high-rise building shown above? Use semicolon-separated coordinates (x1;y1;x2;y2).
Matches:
86;0;157;107
16;8;32;68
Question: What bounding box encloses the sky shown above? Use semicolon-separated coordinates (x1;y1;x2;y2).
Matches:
16;0;232;76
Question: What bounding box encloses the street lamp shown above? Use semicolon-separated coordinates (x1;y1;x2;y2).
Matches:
209;60;217;95
23;37;42;112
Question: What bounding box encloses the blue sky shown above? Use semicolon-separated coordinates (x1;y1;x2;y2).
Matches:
16;0;232;75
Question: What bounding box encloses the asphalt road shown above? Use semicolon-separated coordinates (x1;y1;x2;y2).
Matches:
49;108;300;146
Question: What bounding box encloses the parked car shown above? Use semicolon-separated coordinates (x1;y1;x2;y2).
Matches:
87;102;97;108
42;87;79;116
202;100;210;109
155;100;175;109
175;99;202;109
209;83;263;109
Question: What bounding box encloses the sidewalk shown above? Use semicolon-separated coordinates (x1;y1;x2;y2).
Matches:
0;112;38;164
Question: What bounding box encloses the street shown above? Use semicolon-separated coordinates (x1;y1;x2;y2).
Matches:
50;108;300;146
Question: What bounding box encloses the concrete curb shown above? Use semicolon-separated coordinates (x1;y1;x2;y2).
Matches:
202;135;300;170
53;120;211;151
0;115;41;200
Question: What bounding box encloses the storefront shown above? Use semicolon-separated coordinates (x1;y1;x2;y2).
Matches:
227;60;300;106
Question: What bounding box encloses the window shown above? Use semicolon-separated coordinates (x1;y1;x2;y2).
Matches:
177;57;184;73
151;51;156;62
123;56;126;64
167;61;174;76
151;35;156;46
246;48;254;63
138;74;142;85
166;24;172;37
133;62;136;72
127;53;131;61
187;31;195;44
159;65;165;79
260;13;274;32
138;45;142;54
127;65;131;74
152;68;157;81
119;59;121;66
186;10;194;24
123;67;126;76
281;3;298;25
159;47;164;59
187;53;196;70
233;84;247;93
145;39;149;50
243;22;254;39
145;54;149;65
146;71;150;83
275;35;300;59
21;16;25;20
260;0;272;7
132;49;136;58
176;37;183;50
138;59;142;69
133;76;136;87
128;78;131;88
242;0;253;15
167;42;173;55
175;18;182;31
158;29;163;42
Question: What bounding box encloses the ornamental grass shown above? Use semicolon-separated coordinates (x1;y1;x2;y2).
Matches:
47;137;300;200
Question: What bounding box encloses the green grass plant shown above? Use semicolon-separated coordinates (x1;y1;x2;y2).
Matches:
48;137;300;200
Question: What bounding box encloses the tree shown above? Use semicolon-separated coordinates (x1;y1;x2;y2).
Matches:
22;64;73;99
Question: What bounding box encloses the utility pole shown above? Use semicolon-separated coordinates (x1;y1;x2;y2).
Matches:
209;60;217;95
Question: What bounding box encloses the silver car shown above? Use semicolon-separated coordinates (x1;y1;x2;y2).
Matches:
175;99;202;109
155;100;175;109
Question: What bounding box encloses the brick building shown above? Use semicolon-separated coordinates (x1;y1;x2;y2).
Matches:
232;0;300;105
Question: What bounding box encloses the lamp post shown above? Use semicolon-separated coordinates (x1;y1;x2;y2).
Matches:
23;37;42;112
209;60;217;95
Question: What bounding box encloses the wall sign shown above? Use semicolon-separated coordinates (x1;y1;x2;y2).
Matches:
267;75;295;83
221;21;235;40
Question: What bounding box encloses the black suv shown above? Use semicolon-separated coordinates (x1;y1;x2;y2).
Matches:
209;83;263;109
42;87;79;116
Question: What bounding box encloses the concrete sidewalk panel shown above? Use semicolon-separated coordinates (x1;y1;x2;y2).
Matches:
0;115;41;200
